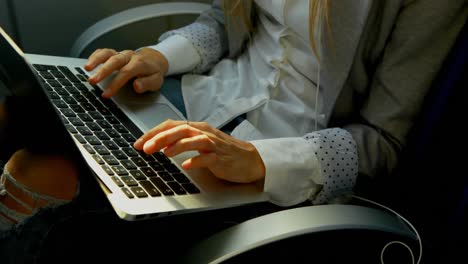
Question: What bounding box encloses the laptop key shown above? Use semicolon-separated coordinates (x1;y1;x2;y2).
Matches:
103;140;119;150
154;152;171;164
78;113;93;122
131;157;147;167
60;108;76;117
60;115;69;124
52;99;68;108
88;111;104;120
47;80;62;87
50;70;65;79
182;183;200;194
83;144;95;154
111;150;128;160
65;125;77;134
92;154;105;165
76;126;92;135
121;188;134;198
114;137;129;147
58;66;81;83
73;83;88;93
62;96;77;105
106;116;120;124
150;177;174;196
139;181;161;197
94;145;110;155
97;120;112;129
57;78;72;87
121;176;138;187
101;165;114;176
40;72;54;79
157;171;173;182
129;170;146;181
111;165;128;176
140;154;156;162
64;85;80;95
172;173;190;184
141;167;157;177
95;131;110;140
69;117;84;126
47;91;60;99
70;104;85;113
86;122;101;131
73;134;87;144
80;102;96;112
121;133;135;143
102;155;119;165
121;160;137;170
105;129;120;138
167;182;186;195
163;163;181;173
111;177;124;187
148;161;164;172
74;94;88;103
113;124;128;133
130;187;148;198
84;136;101;145
122;147;138;157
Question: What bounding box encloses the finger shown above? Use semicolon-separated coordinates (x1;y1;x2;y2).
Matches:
90;50;134;87
181;152;217;170
133;73;164;93
84;48;117;72
164;134;216;157
180;121;230;143
142;124;200;154
134;119;186;150
100;53;146;98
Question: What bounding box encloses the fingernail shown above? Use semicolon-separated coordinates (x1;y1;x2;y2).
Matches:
90;73;100;82
134;138;143;148
101;91;111;98
135;81;143;93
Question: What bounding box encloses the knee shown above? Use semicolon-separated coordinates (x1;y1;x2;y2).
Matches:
1;149;79;223
6;149;79;201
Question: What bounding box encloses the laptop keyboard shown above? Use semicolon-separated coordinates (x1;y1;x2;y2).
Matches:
32;64;200;198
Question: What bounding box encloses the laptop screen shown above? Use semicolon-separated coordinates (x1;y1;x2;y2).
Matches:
0;27;76;154
0;27;43;97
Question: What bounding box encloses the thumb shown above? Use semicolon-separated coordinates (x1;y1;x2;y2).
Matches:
133;74;164;93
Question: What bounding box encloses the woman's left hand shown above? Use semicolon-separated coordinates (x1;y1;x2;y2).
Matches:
133;119;265;184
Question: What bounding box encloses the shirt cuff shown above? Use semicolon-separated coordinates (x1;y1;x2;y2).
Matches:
250;137;323;207
146;34;201;76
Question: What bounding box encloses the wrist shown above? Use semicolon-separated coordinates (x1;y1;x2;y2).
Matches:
247;142;266;183
139;47;169;76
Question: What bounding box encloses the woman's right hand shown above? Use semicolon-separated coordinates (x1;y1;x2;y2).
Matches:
84;47;169;98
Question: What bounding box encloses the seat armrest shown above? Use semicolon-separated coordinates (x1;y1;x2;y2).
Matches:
70;2;210;58
183;204;417;263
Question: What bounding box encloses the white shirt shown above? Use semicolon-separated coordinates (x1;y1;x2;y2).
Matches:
148;0;363;206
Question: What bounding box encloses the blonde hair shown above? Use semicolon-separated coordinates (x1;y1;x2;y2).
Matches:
223;0;330;57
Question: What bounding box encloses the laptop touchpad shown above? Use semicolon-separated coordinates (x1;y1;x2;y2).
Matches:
97;79;184;132
123;102;182;132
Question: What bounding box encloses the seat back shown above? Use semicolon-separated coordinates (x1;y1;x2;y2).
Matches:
390;20;468;263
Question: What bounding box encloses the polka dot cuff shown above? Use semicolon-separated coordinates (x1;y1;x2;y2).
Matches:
305;128;358;204
159;22;223;73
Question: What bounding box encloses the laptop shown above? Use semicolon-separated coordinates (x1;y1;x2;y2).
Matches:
0;27;267;221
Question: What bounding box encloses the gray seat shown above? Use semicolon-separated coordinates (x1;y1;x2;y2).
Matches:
70;2;211;58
